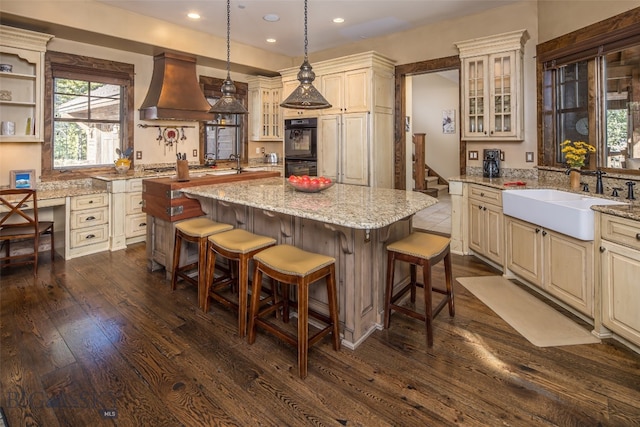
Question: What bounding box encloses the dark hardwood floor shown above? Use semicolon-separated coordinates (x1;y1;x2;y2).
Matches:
1;243;639;426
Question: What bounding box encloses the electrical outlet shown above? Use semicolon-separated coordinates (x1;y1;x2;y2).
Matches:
261;147;265;154
256;147;261;154
192;149;197;157
136;151;142;160
526;152;534;162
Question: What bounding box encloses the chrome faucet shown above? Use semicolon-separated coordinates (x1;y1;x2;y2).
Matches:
229;153;242;173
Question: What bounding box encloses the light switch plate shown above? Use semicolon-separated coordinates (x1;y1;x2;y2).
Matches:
468;150;478;160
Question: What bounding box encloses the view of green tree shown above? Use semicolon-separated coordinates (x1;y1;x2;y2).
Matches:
607;109;628;152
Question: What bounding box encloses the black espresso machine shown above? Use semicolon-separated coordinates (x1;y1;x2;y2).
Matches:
483;149;501;178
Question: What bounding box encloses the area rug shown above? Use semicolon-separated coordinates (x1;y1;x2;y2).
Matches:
457;276;600;347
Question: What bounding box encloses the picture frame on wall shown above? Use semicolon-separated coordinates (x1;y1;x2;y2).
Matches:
442;109;456;134
10;170;36;189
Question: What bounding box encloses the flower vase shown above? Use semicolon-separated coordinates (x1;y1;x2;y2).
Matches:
569;169;581;190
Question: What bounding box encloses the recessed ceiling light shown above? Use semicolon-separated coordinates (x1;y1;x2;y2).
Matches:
263;14;280;22
187;12;201;20
333;17;344;24
266;38;276;43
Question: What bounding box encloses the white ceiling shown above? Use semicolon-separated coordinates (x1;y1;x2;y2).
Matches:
97;0;521;57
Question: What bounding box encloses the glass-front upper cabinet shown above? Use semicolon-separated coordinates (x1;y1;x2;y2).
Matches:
457;30;528;141
0;26;52;143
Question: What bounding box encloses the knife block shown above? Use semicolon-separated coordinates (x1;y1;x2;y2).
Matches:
176;160;190;181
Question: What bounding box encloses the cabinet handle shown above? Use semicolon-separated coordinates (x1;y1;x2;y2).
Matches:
599;246;606;253
636;233;640;241
86;216;96;221
138;201;143;205
88;200;94;204
86;234;96;239
535;228;540;233
140;222;147;227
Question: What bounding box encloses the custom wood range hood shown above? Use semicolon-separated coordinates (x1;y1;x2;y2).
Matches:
139;52;214;121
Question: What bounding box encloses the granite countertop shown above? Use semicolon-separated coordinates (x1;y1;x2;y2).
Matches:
183;177;437;230
450;174;640;222
93;164;283;182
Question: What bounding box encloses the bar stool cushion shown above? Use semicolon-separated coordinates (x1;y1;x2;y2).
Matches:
176;217;232;238
254;244;335;277
208;229;276;254
387;232;450;259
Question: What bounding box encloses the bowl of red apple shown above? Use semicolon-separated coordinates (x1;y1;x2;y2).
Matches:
287;175;334;193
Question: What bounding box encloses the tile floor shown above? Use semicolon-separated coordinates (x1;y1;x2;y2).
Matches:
412;193;451;236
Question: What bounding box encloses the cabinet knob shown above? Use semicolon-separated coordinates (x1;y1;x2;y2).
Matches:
599;246;606;253
480;192;485;196
535;228;540;233
542;230;547;236
636;233;640;241
483;206;487;211
478;205;483;210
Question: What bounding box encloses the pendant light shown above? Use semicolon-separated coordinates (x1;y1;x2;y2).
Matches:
280;0;331;110
210;0;248;114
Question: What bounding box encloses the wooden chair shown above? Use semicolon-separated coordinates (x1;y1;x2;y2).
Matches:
247;244;340;379
0;189;55;275
384;232;455;347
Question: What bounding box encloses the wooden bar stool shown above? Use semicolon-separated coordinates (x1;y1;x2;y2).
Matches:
171;217;233;309
384;232;455;347
204;229;276;337
247;244;340;379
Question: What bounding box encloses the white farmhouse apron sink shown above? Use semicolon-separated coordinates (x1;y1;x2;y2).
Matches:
502;189;626;240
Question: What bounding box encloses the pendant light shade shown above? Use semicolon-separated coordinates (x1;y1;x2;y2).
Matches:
280;0;331;110
210;0;248;114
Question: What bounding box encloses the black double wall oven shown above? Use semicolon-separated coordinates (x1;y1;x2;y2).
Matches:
284;118;317;177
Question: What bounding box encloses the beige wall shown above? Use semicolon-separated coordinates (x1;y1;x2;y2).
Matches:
538;1;640;43
1;1;638;185
0;37;252;186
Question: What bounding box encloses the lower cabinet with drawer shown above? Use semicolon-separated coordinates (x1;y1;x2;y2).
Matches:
468;184;504;267
124;179;146;243
65;193;110;259
598;213;640;348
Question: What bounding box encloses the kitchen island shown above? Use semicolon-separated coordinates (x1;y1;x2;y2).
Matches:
182;177;437;348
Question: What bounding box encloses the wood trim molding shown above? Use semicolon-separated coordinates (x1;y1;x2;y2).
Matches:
394;55;462;190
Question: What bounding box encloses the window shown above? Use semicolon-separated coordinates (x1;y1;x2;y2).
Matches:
537;7;640;174
43;52;134;179
53;78;123;168
198;75;248;165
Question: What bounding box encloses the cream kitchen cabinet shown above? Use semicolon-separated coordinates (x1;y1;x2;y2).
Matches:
0;26;52;142
247;76;282;141
124;178;146;242
599;214;640;347
65;193;110;259
468;184;503;267
281;52;394;187
505;216;594;317
456;30;528;141
320;69;369;115
318;113;369;185
106;177;146;251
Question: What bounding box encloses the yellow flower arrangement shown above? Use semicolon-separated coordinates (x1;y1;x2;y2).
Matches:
561;140;596;168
